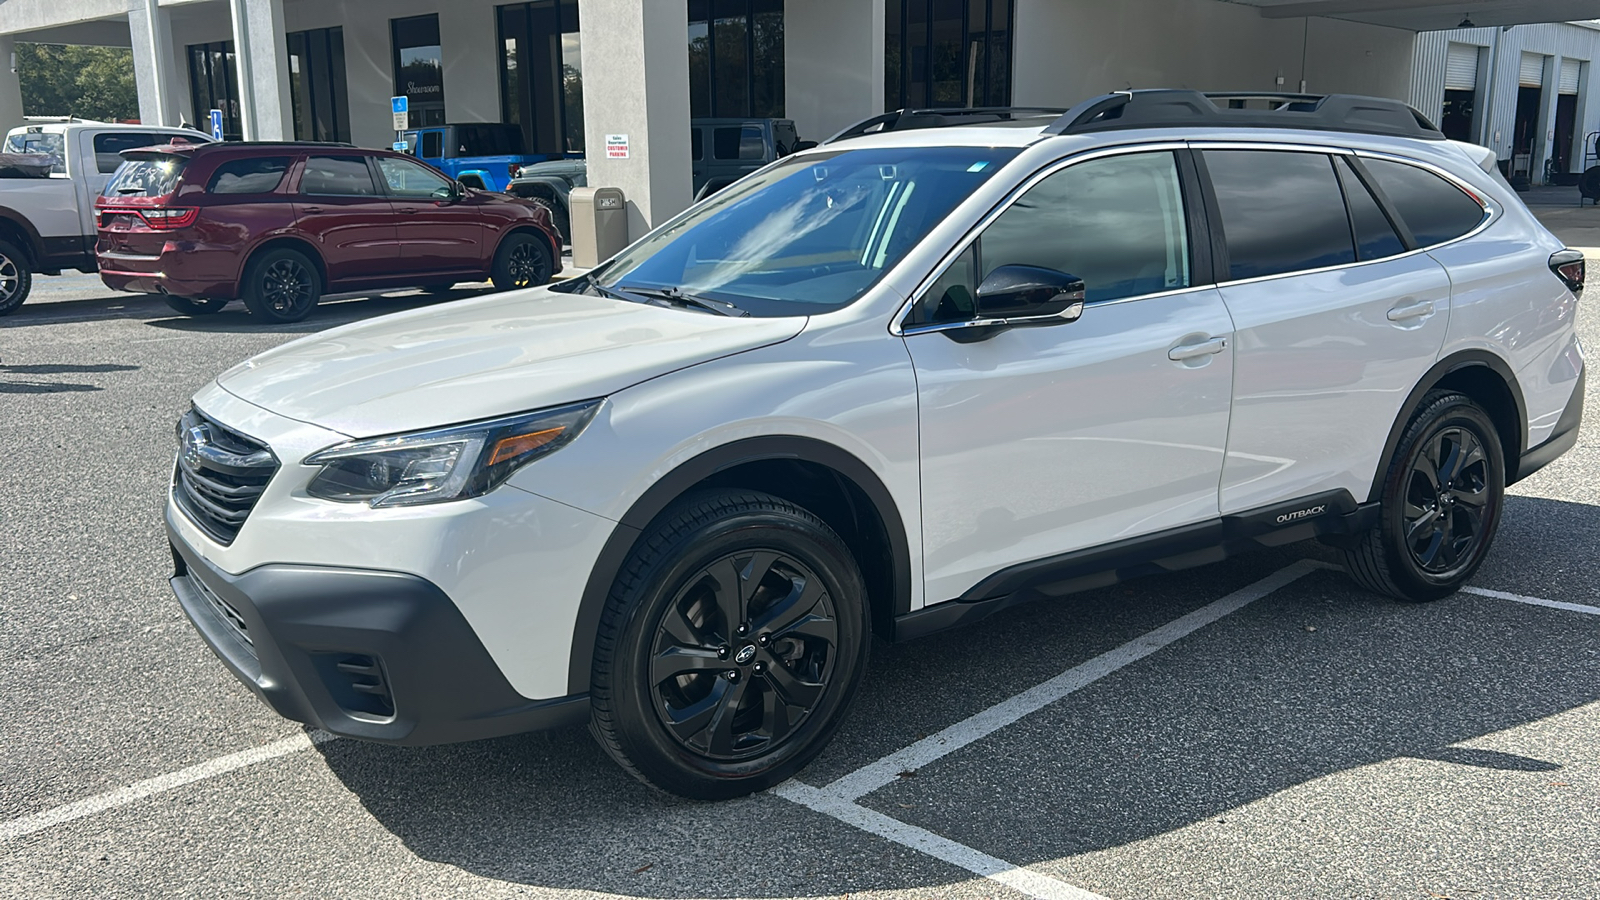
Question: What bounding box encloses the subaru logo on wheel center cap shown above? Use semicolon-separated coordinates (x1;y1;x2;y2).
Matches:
734;644;757;665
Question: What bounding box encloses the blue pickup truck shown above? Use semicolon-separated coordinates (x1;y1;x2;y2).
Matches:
401;123;560;192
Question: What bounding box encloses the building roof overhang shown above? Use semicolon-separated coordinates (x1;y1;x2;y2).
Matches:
1227;0;1600;31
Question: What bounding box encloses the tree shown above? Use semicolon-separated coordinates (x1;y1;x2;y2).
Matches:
15;43;140;122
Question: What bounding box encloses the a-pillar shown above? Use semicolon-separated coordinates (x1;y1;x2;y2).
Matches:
129;0;183;127
785;0;885;143
578;0;692;241
0;36;24;131
228;0;293;140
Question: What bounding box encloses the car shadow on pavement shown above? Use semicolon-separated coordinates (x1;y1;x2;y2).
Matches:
138;290;494;335
315;498;1600;895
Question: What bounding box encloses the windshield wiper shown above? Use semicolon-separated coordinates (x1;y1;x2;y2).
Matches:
614;284;750;318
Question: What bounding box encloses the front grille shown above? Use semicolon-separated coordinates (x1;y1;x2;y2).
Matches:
172;407;278;545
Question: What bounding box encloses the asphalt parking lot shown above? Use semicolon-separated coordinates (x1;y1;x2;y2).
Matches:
2;241;1597;898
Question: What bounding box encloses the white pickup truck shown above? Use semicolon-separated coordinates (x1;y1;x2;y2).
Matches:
0;121;213;315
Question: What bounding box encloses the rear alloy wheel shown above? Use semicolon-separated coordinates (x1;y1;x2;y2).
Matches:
242;248;321;324
0;239;34;316
1342;391;1505;602
491;233;553;291
163;295;228;316
590;490;870;799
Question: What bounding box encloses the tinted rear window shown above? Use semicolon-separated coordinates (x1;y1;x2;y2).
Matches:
299;156;378;195
93;133;174;174
1362;158;1486;247
421;131;442;159
1205;150;1356;280
103;157;187;198
206;157;289;194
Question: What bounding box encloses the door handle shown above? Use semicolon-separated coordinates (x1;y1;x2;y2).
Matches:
397;207;417;214
1168;336;1228;361
1387;299;1436;321
300;206;323;215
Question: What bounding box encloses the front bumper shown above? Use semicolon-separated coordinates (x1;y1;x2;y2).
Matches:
167;513;589;745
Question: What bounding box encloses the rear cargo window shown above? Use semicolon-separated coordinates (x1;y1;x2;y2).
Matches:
206;157;290;194
103;157;187;198
1361;158;1487;247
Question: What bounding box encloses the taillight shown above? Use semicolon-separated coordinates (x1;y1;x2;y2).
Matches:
1550;249;1585;295
509;163;522;178
141;207;199;230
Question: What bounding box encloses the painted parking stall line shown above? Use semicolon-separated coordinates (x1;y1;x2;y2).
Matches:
0;731;336;844
1462;585;1600;616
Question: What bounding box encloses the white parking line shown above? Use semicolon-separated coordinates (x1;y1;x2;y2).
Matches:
775;780;1111;900
769;560;1323;900
0;731;334;844
1462;585;1600;616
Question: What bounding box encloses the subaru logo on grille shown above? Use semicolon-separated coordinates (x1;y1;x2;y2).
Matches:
734;644;757;664
182;424;211;463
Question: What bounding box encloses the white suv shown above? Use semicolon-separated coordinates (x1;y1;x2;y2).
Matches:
167;91;1586;799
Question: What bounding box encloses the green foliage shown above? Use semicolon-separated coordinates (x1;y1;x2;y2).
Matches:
15;43;140;122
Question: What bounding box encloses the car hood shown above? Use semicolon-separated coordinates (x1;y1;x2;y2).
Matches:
215;287;806;437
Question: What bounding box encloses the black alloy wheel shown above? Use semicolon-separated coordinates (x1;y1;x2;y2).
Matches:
649;550;839;761
590;490;870;800
491;233;553;291
163;295;229;316
241;248;321;324
0;239;34;316
1342;391;1505;602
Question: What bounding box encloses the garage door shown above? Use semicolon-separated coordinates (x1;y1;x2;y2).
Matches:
1446;43;1480;90
1521;52;1546;87
1560;58;1583;95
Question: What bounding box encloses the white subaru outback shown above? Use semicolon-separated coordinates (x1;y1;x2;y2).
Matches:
167;91;1586;799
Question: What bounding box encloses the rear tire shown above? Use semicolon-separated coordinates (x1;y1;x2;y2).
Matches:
1342;391;1505;602
163;295;228;316
490;232;553;291
589;490;871;800
0;239;34;316
241;248;321;324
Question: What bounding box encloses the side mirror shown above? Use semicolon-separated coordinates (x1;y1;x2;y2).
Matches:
974;265;1086;320
792;140;819;153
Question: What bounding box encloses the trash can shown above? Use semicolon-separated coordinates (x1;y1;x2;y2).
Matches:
569;186;628;269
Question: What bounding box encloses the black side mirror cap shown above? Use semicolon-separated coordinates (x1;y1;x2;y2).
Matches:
974;264;1086;318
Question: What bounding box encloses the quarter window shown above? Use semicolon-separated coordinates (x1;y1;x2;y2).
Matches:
911;151;1191;324
299;156;379;196
1361;158;1486;247
1336;158;1405;261
206;157;290;194
1205;150;1355;280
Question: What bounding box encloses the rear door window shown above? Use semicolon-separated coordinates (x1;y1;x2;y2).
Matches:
1335;158;1405;261
93;132;172;173
420;131;442;159
299;156;379;196
1204;150;1356;280
1361;157;1486;247
206;157;290;194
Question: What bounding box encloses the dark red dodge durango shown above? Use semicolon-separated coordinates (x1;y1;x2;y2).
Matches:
96;141;563;323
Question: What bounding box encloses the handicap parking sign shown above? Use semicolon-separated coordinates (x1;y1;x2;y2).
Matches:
209;109;224;141
391;96;408;114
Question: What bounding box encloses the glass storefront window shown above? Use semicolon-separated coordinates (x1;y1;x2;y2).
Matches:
392;14;445;128
187;41;242;140
497;1;584;155
688;0;784;119
885;0;1013;111
287;27;351;143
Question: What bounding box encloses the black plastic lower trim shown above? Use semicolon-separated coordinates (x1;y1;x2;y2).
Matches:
895;490;1376;642
1513;367;1585;484
167;515;588;745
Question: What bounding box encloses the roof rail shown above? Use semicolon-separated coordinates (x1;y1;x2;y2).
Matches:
1043;90;1443;141
824;107;1069;144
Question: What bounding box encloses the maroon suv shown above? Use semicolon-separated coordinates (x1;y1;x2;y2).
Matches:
96;141;562;323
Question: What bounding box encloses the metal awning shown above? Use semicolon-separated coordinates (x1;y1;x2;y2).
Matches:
1227;0;1600;31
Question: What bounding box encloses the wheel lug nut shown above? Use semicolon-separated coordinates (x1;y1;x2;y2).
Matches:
717;646;729;659
736;624;749;636
757;633;770;646
726;670;740;682
753;662;765;674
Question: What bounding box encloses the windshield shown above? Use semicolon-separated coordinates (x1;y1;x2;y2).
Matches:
595;146;1020;316
3;132;66;174
102;156;187;198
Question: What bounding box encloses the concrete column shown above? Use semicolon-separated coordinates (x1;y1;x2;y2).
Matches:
785;0;884;143
228;0;294;140
129;0;182;127
441;3;500;124
578;0;692;240
1535;55;1561;184
0;36;24;133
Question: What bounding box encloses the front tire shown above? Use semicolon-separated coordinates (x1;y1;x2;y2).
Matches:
0;239;34;316
1342;391;1505;602
163;295;228;316
490;232;553;291
241;248;321;324
590;490;870;800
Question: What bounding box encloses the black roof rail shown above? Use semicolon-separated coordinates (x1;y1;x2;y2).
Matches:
823;107;1069;144
1043;90;1444;141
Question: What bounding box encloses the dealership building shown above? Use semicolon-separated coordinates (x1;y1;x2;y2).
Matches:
5;0;1600;236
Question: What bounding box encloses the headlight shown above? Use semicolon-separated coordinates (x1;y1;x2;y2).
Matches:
303;400;601;508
